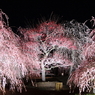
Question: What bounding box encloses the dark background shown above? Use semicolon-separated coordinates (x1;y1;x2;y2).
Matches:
0;0;95;28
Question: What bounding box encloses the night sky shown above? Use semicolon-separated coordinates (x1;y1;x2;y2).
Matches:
0;0;95;28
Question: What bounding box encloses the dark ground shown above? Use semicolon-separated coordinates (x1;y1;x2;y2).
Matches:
0;86;78;95
0;75;93;95
0;87;92;95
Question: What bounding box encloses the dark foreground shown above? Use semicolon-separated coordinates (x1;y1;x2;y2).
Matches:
0;87;94;95
0;76;93;95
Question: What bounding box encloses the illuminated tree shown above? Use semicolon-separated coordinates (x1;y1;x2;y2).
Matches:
67;20;95;94
19;20;91;82
0;10;40;93
0;9;95;95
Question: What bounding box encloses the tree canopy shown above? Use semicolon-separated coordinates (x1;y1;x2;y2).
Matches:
0;9;95;95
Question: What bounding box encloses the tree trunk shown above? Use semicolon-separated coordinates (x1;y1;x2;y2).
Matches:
93;88;95;94
69;66;73;75
41;52;49;81
41;63;45;81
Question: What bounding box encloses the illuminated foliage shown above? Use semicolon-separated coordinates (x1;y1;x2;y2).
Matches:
0;9;95;95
